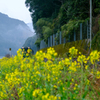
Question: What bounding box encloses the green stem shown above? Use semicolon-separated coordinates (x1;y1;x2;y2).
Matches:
81;62;83;100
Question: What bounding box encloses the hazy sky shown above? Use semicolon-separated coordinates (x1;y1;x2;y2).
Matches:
0;0;32;23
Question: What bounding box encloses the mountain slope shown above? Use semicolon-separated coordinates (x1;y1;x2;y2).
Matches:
0;12;34;56
23;34;37;54
27;23;35;33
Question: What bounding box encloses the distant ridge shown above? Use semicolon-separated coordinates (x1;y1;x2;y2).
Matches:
27;23;35;33
0;12;34;56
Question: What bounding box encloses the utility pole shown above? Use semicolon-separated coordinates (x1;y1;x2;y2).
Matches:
9;48;11;57
90;0;92;49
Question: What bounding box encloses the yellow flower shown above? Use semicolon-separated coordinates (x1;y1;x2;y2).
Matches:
74;87;76;90
69;47;78;57
53;85;57;89
64;58;70;66
11;94;13;97
77;55;86;64
89;50;99;64
96;71;100;79
72;78;74;82
86;79;90;85
54;52;57;56
85;65;88;70
33;89;42;97
75;83;78;87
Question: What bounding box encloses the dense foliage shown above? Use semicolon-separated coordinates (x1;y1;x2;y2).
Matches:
25;0;100;45
91;14;100;50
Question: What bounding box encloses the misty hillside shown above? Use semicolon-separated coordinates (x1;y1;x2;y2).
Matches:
27;23;35;33
23;34;37;54
0;12;34;56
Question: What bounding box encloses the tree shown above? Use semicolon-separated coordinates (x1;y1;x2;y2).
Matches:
25;0;100;47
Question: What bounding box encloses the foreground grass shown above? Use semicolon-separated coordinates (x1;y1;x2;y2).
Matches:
0;47;100;100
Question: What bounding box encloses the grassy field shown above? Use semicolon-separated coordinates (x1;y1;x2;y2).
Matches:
0;47;100;100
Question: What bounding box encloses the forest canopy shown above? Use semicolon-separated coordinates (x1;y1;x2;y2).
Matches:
25;0;100;46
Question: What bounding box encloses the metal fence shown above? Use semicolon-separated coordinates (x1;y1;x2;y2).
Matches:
36;21;90;51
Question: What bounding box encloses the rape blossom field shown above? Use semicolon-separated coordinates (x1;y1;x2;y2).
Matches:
0;47;100;100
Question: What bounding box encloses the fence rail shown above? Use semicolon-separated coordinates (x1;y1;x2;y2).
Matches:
36;21;90;51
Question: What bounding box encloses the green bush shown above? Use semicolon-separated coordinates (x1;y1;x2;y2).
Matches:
40;39;90;57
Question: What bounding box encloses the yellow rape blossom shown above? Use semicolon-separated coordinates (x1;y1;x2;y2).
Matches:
89;50;99;64
33;89;42;97
0;46;100;100
77;55;86;64
69;47;78;57
96;71;100;79
85;65;88;70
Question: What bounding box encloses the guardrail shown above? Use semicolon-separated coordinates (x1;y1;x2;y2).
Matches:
36;21;90;52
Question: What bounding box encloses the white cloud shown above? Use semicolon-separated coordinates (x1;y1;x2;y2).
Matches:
0;0;32;23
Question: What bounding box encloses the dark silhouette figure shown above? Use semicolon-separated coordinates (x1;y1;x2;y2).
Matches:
21;46;34;58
